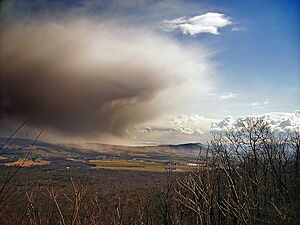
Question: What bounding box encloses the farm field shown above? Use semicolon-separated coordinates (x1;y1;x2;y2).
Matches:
2;158;50;167
89;159;192;172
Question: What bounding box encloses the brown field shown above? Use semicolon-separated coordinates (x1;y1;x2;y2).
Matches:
66;157;87;163
90;159;191;172
2;158;50;167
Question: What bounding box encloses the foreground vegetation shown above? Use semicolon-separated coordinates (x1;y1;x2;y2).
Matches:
0;118;299;224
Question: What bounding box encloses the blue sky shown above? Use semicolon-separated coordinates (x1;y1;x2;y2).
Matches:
202;0;300;117
156;0;300;118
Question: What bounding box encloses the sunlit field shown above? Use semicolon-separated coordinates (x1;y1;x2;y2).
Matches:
3;158;50;167
90;159;192;172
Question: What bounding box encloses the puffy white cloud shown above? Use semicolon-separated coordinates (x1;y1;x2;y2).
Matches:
219;92;238;100
138;113;217;135
161;12;232;35
211;110;300;134
136;111;300;144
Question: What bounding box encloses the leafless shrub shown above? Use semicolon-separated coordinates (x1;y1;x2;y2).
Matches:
0;121;43;214
175;118;300;225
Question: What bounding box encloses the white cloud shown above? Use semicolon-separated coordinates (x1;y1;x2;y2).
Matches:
161;12;232;35
137;113;217;136
263;99;269;105
135;110;300;144
211;110;300;134
249;102;266;109
219;92;238;100
231;27;240;31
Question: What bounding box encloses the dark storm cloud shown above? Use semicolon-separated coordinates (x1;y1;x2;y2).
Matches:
0;19;194;137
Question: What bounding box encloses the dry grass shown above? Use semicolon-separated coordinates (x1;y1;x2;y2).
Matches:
89;159;191;172
2;158;50;167
66;157;86;163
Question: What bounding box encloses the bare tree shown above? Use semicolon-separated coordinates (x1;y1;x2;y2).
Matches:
175;118;299;225
0;121;43;213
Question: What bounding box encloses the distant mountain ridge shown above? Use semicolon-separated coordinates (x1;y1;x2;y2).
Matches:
0;137;204;163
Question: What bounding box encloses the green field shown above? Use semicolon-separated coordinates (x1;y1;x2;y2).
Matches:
89;160;191;172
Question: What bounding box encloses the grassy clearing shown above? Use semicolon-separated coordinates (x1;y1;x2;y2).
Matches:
89;160;191;172
3;158;50;167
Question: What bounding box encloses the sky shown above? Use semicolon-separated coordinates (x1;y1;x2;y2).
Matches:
0;0;299;145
